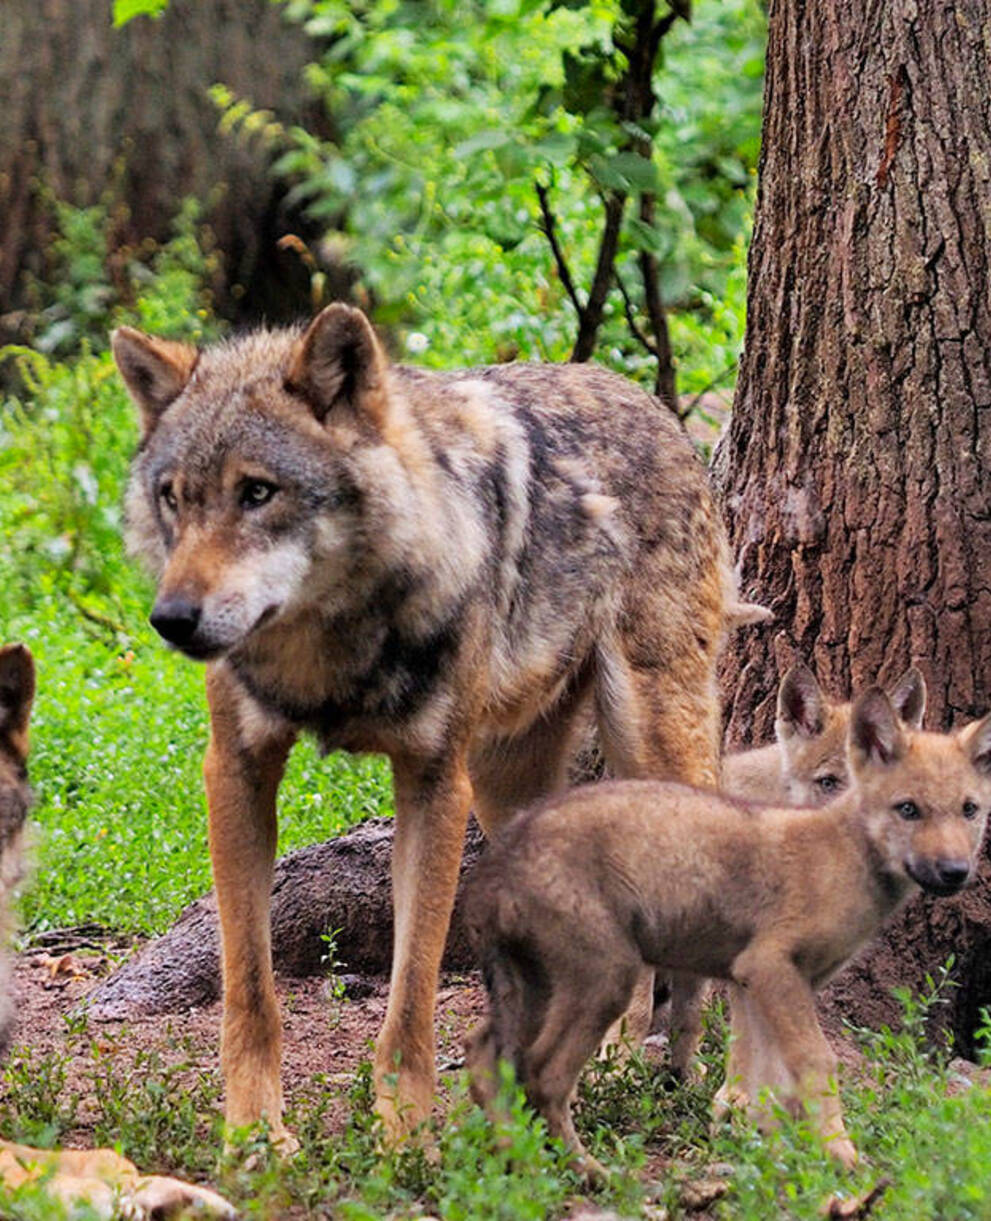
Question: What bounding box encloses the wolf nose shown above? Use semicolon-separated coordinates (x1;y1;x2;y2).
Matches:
935;859;970;890
150;597;202;647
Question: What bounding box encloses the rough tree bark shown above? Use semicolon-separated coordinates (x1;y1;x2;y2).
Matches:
714;0;991;1051
0;0;331;333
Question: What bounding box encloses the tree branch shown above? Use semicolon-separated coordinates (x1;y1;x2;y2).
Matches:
535;179;585;322
615;266;658;358
571;190;626;362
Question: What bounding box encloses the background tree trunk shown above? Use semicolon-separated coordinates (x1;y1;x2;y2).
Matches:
0;0;332;334
714;0;991;1051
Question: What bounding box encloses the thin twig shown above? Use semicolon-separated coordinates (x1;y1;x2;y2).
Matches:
679;360;738;421
615;267;658;357
535;180;585;320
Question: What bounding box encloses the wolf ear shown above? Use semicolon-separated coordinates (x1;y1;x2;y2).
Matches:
776;663;825;739
888;665;927;729
287;304;389;427
963;714;991;778
0;644;35;756
111;327;198;435
850;687;905;769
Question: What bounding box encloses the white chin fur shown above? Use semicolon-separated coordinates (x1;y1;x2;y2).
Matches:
200;540;310;649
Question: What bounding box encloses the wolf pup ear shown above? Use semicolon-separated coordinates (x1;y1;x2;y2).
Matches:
964;714;991;778
850;687;905;769
776;662;825;739
888;665;927;729
0;644;35;755
111;327;198;435
287;303;389;427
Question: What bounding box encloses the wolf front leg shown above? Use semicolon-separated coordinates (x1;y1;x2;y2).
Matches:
734;951;857;1169
374;750;473;1141
204;665;296;1149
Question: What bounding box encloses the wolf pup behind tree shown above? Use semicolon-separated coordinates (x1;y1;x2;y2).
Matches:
0;645;233;1218
465;689;991;1177
723;661;927;805
112;303;759;1145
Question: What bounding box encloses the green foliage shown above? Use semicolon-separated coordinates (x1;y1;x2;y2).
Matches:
112;0;169;26
23;197;221;358
215;0;763;390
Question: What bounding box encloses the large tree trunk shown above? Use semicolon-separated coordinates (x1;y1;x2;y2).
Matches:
714;0;991;1051
0;0;333;333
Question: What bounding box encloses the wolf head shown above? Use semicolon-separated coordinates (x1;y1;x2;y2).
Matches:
113;305;412;661
849;688;991;897
775;662;926;806
0;644;33;1055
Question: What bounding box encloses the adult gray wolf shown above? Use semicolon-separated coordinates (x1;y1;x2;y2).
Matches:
465;688;991;1176
112;303;759;1144
0;643;233;1218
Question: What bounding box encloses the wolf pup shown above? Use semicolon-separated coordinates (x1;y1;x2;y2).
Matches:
465;688;991;1176
723;662;927;805
111;304;755;1144
0;645;233;1218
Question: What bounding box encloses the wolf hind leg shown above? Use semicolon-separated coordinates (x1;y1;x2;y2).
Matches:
525;961;639;1181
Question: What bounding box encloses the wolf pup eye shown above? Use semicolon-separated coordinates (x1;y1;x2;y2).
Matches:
963;800;979;820
159;480;178;513
816;774;840;794
239;479;278;509
895;800;921;821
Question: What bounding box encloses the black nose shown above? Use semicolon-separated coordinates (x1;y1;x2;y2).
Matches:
936;859;970;890
150;596;202;647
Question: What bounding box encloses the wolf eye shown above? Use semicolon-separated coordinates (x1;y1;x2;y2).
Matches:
895;800;921;821
239;480;277;509
816;775;841;794
159;480;178;513
963;800;979;820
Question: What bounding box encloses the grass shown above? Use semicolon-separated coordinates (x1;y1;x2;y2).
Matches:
0;986;990;1219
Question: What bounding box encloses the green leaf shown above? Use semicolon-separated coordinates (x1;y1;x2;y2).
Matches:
112;0;169;26
589;151;660;194
452;129;514;158
626;216;669;257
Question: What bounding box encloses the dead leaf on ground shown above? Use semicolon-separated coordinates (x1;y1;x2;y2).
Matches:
679;1176;729;1211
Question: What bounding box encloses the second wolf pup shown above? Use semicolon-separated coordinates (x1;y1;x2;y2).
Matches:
723;661;926;806
465;689;991;1175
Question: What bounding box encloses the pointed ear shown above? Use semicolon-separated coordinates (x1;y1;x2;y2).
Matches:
111;327;198;435
0;644;35;757
776;663;825;739
286;304;389;427
850;687;906;769
963;714;991;778
888;665;927;730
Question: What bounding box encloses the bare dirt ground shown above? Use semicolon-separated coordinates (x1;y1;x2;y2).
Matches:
13;947;486;1148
